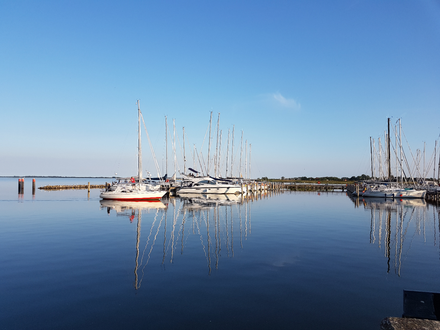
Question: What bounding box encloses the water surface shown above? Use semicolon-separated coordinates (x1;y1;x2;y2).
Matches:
1;178;439;329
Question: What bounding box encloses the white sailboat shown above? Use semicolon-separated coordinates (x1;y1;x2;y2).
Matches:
100;100;167;201
362;118;427;199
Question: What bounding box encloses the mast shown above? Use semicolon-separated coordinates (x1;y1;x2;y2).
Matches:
218;130;222;178
387;118;391;181
435;140;438;181
370;137;374;179
378;137;382;180
173;119;177;179
395;127;398;182
137;100;142;182
207;112;213;175
239;130;243;178
231;125;235;177
183;127;186;174
399;119;403;184
226;129;230;178
215;113;220;177
165;116;168;176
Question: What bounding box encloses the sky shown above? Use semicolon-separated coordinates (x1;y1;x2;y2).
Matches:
1;0;440;179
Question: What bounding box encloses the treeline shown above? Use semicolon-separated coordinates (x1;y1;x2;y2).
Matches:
258;174;372;182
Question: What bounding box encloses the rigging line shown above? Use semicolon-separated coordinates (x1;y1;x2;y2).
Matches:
140;112;162;179
165;197;184;257
401;127;423;180
194;208;209;267
139;208;160;268
196;148;207;175
139;211;165;288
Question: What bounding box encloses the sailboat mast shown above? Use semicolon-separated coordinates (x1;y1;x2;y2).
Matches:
165;116;168;176
378;137;382;180
207;112;213;175
231;125;235;177
173;119;177;179
226;129;230;178
215;113;220;177
387;118;391;181
435;140;438;181
183;127;186;174
239;130;243;178
370;137;374;179
399;119;403;184
137;100;142;182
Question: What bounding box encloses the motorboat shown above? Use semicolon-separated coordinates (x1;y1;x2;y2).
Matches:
177;175;243;195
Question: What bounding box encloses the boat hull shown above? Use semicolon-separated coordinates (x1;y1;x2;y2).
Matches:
100;190;166;201
362;188;426;199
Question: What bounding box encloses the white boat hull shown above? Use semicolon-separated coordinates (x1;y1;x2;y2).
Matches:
362;188;426;199
100;188;166;201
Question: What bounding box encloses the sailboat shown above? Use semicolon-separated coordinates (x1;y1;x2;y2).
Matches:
100;101;167;201
362;118;427;199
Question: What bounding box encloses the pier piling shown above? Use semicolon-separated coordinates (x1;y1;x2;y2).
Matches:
18;178;24;194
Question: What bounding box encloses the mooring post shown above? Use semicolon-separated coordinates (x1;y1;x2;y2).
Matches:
32;178;36;195
88;182;91;193
19;178;24;194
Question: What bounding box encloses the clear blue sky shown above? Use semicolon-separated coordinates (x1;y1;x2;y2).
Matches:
1;0;439;179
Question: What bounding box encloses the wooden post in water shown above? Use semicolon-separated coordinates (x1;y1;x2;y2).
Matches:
19;178;24;194
88;182;91;193
32;178;36;195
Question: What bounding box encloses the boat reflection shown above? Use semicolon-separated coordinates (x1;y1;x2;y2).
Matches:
350;195;438;276
101;195;254;290
100;199;168;212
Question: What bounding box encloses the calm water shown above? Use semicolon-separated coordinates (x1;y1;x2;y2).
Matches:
1;178;440;329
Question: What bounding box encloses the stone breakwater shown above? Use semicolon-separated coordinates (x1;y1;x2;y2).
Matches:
39;184;107;190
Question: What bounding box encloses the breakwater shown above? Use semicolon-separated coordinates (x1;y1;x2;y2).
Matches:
39;184;107;190
284;183;346;192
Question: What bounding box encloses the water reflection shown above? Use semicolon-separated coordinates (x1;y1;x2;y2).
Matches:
350;196;439;276
100;194;256;289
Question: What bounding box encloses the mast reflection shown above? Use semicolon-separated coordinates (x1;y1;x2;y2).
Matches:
100;193;255;290
351;197;438;276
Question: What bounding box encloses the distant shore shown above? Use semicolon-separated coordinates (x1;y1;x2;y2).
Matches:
0;176;114;179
